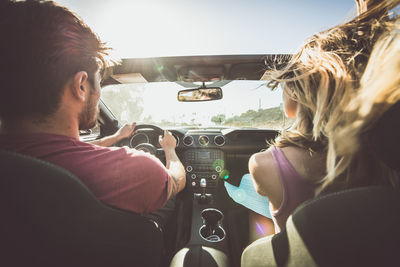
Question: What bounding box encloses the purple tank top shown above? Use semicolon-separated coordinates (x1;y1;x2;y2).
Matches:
270;146;315;232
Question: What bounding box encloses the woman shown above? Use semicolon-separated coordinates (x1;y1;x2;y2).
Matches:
249;43;347;235
241;18;400;266
247;0;399;237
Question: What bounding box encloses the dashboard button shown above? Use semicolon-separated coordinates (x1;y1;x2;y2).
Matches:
186;165;193;172
191;174;196;179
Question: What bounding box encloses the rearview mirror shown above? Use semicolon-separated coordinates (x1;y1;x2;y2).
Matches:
178;87;223;102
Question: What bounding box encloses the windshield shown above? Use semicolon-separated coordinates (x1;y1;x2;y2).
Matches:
101;80;294;130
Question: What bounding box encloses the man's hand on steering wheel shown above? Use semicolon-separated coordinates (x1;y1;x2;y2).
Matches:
115;122;137;141
159;130;176;152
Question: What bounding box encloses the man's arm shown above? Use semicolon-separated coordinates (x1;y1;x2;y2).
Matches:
159;130;186;200
89;122;136;147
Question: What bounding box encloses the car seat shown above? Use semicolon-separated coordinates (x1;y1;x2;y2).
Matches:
0;149;164;267
242;186;400;267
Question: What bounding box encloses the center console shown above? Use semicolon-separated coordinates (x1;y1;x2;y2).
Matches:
171;135;229;267
184;149;224;193
170;193;230;267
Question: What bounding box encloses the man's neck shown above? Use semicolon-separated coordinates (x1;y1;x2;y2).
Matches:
0;112;79;139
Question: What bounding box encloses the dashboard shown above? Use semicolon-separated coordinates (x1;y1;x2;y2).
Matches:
124;127;279;193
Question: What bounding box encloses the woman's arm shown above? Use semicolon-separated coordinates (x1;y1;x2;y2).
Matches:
248;150;283;210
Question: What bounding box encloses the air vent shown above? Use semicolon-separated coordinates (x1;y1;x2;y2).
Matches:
183;135;194;146
198;135;209;146
214;135;226;146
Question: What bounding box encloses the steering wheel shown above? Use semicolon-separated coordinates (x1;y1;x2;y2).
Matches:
130;124;164;157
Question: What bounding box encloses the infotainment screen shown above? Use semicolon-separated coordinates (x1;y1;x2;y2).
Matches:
197;151;210;160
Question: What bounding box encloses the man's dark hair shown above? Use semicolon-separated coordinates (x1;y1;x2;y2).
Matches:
0;0;110;120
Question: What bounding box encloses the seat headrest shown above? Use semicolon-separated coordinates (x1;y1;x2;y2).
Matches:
369;101;400;171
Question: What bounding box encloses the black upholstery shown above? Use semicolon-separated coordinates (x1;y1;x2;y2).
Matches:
272;186;400;267
369;101;400;171
0;149;163;267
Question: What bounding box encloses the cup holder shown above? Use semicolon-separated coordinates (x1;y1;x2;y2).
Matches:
199;208;226;242
199;225;226;242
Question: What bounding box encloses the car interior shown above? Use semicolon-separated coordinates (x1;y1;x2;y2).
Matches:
2;52;399;267
98;54;285;266
1;1;400;266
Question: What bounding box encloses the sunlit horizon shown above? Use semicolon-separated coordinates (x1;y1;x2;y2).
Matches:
56;0;356;59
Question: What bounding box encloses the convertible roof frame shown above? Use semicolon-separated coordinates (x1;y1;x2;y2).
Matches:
102;54;292;85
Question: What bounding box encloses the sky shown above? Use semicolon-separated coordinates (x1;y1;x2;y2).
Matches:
56;0;357;58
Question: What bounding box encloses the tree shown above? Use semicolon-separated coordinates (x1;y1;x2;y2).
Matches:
211;114;226;125
101;84;144;124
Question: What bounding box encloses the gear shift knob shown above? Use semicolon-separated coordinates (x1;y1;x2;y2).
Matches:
200;178;206;196
200;178;206;188
199;178;207;204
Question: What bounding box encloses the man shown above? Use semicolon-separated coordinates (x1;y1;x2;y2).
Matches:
0;0;185;221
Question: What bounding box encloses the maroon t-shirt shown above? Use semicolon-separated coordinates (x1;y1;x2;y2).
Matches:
0;133;170;214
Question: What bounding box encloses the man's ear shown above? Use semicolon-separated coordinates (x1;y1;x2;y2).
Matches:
70;71;89;102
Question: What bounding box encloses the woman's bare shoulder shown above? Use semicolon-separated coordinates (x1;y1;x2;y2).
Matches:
249;147;283;206
249;148;275;172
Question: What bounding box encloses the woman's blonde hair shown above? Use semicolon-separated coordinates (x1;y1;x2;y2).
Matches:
263;0;399;154
264;39;351;152
319;19;400;193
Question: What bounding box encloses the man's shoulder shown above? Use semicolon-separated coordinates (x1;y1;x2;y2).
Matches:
0;132;165;171
0;132;124;163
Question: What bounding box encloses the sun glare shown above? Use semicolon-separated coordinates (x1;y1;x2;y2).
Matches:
57;0;356;58
86;1;213;58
